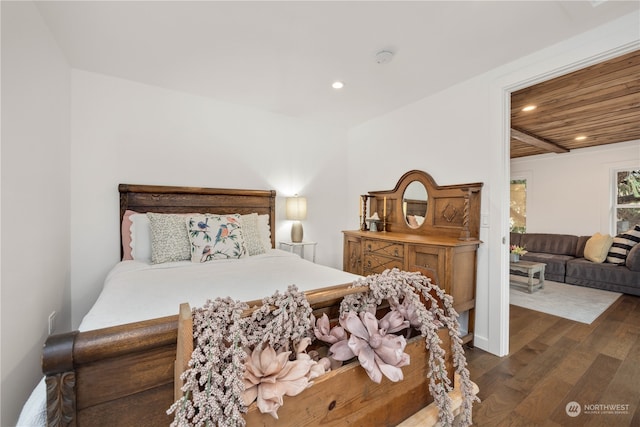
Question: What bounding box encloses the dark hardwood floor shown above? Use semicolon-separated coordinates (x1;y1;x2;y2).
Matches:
465;294;640;426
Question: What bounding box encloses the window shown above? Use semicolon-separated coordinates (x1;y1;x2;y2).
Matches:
614;169;640;234
510;179;526;233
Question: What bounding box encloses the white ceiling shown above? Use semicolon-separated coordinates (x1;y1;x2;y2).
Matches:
35;1;639;128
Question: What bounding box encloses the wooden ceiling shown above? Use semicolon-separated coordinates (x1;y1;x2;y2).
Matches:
510;49;640;159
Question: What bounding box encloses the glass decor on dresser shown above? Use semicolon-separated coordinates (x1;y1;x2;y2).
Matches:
344;170;483;346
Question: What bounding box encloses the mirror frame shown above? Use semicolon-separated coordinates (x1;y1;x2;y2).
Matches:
368;170;483;240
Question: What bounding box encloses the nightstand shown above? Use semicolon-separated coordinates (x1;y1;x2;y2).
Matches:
279;241;317;263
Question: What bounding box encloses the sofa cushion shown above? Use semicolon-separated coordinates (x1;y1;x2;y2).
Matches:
510;232;522;248
627;244;640;272
519;233;578;256
584;233;613;263
518;252;573;283
566;258;640;296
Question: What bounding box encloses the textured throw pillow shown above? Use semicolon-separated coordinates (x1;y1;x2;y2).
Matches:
606;224;640;265
186;214;247;262
147;213;192;264
584;233;614;263
240;213;267;256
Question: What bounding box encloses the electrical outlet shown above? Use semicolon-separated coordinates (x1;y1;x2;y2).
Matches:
48;311;57;335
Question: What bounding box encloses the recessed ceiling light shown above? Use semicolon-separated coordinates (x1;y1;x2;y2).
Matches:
332;81;344;89
522;105;536;112
575;135;587;141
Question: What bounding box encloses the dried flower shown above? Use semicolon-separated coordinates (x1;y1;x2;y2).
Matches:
169;270;478;427
168;285;313;427
313;313;348;343
242;342;318;419
329;311;410;383
339;268;479;426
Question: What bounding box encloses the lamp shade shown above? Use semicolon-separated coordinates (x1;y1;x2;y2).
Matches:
286;196;307;221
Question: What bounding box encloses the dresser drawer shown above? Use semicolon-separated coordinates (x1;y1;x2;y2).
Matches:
407;245;445;285
363;240;404;259
364;253;404;274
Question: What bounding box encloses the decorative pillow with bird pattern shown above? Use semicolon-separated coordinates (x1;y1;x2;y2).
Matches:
186;214;247;262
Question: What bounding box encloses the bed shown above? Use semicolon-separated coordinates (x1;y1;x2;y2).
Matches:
22;184;472;426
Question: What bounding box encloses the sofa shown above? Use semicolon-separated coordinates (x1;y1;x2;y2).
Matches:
510;232;640;296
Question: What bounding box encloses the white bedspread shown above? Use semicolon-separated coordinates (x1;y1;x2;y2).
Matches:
18;250;359;426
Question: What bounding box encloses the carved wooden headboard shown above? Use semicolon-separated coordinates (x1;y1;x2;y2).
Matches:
367;170;483;240
118;184;277;257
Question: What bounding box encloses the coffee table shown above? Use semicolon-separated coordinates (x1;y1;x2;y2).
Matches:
509;260;546;293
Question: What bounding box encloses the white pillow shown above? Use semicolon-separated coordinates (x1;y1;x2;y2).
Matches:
130;213;152;263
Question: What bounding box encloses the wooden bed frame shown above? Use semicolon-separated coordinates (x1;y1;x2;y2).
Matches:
43;184;454;426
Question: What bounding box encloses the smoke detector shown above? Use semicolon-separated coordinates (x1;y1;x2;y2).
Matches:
375;50;394;64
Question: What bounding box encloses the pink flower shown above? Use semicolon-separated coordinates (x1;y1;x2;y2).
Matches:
379;310;410;334
390;299;421;328
313;313;348;343
329;311;410;383
242;343;318;419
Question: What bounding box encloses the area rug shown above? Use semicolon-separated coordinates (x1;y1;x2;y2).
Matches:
509;275;621;324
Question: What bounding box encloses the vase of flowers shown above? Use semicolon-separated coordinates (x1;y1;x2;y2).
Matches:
510;245;527;262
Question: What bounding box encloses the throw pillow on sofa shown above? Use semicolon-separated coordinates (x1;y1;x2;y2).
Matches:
626;243;640;272
584;233;614;263
606;224;640;265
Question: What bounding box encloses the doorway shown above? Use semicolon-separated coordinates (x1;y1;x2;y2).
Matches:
501;44;639;356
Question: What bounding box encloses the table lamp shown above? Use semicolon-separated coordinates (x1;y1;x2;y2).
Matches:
286;196;307;243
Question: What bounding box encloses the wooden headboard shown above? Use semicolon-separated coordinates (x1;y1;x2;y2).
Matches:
119;184;277;257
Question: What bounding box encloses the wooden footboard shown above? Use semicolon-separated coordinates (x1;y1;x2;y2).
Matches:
43;283;454;426
43;316;179;426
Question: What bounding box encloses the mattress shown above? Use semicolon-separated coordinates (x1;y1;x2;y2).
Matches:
18;250;360;425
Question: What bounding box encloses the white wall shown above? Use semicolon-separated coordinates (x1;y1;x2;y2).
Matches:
348;12;640;356
70;70;349;328
1;2;71;425
511;140;640;236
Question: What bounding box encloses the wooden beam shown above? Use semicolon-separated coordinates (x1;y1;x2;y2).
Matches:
511;128;569;154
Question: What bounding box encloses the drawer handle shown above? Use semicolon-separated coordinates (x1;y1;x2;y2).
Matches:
423;264;430;268
367;244;372;252
394;249;399;257
367;260;372;267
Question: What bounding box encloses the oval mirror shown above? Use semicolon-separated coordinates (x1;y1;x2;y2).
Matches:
403;181;428;228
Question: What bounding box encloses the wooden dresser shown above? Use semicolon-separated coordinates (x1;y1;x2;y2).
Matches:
343;170;482;345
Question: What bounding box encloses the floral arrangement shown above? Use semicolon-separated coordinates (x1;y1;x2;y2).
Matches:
168;269;478;426
510;244;527;255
